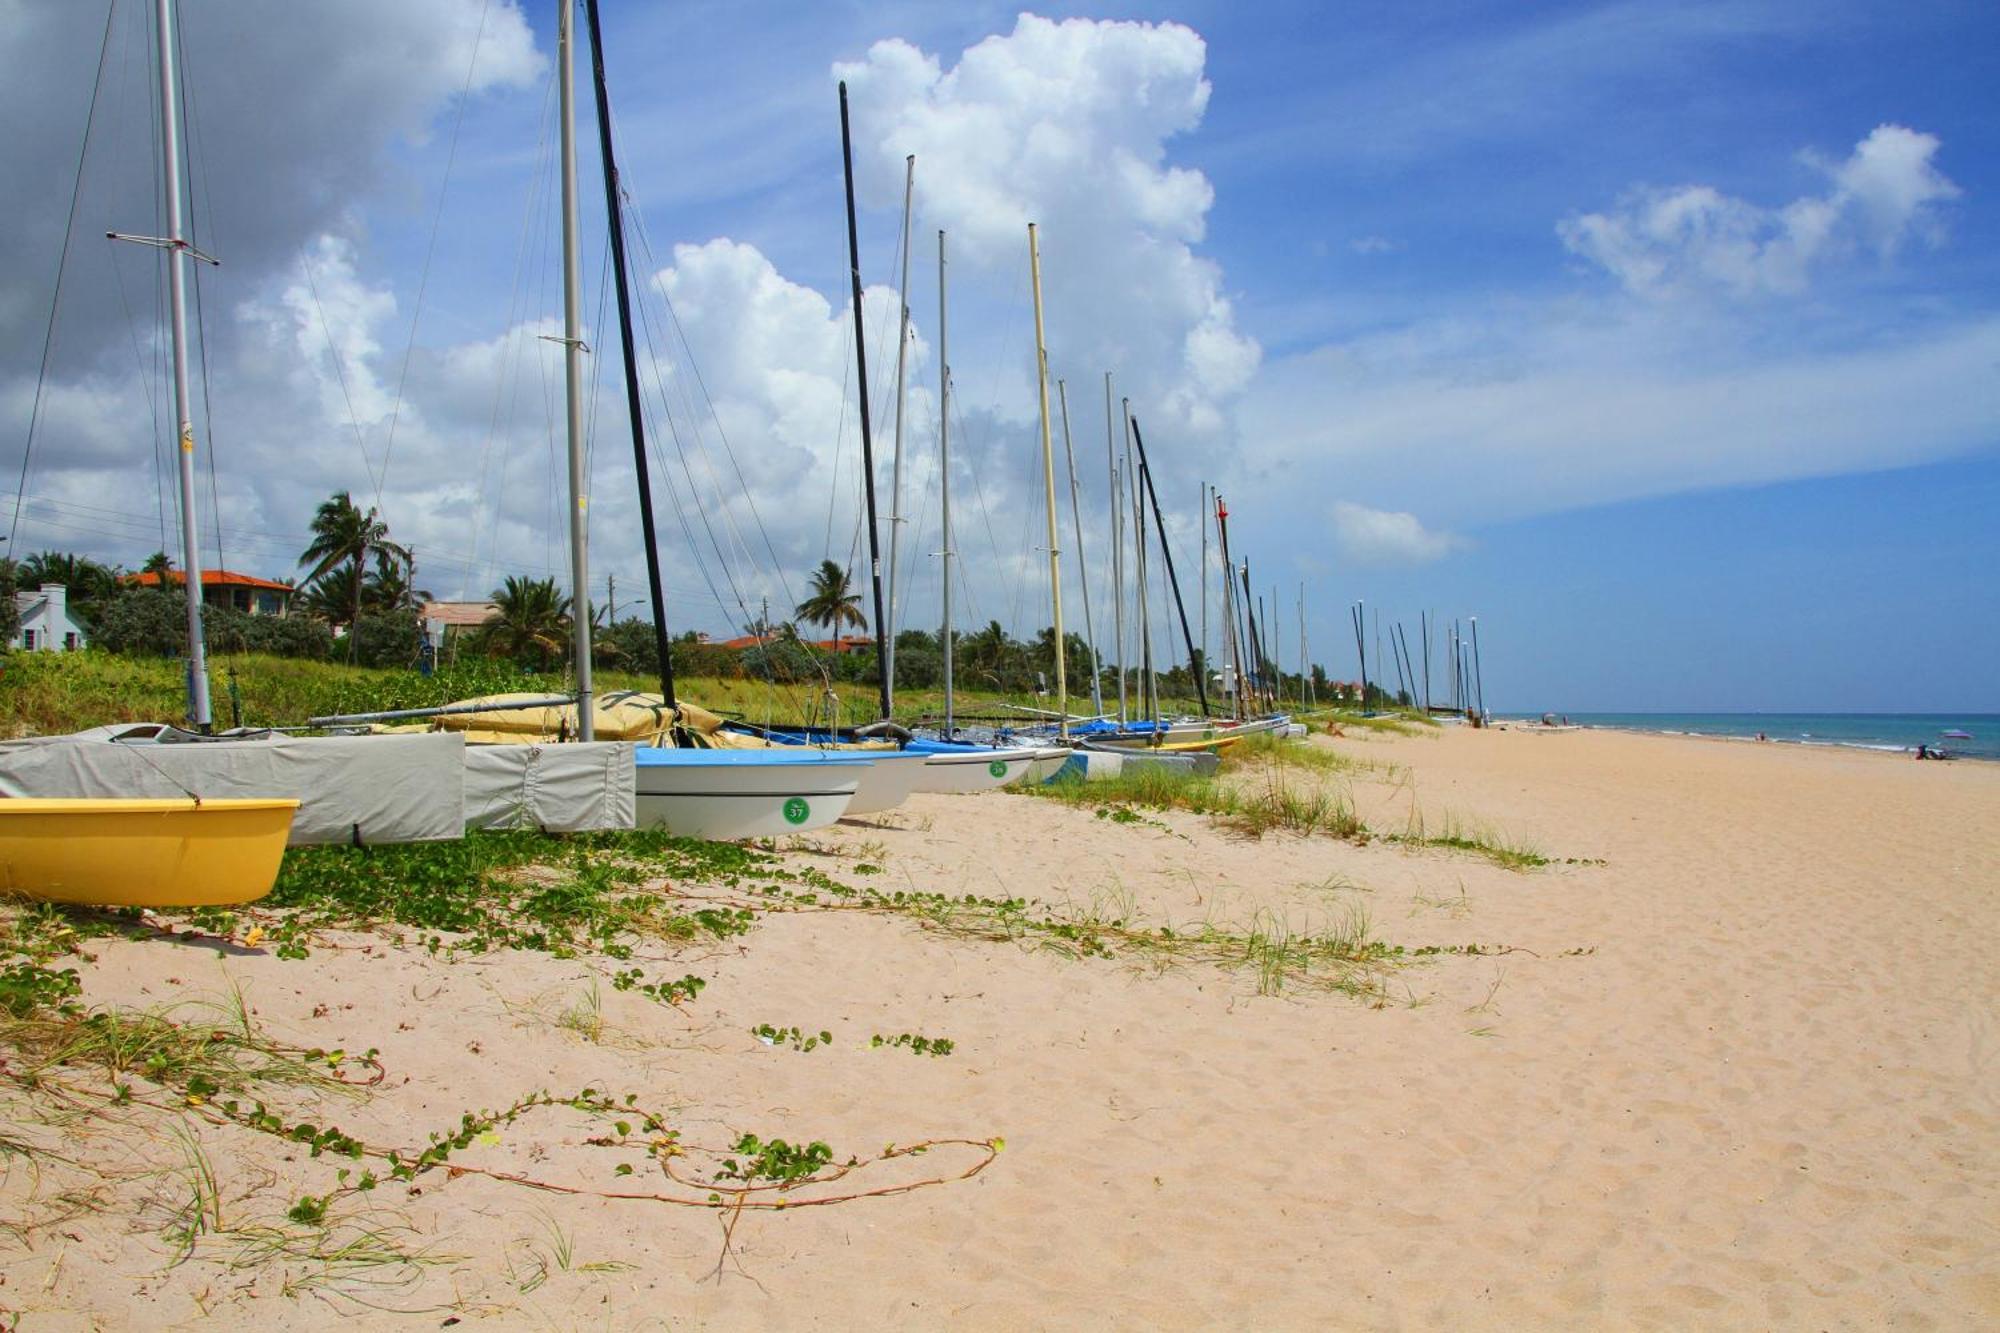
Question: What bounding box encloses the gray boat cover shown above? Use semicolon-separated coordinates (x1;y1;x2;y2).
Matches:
0;730;467;845
462;741;635;833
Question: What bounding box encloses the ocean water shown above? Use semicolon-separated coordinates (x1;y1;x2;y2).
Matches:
1500;713;1999;761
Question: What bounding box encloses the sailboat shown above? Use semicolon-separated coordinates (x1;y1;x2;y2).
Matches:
417;0;870;838
0;0;298;906
708;92;1049;801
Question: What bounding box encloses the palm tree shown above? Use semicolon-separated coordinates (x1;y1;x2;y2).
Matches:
17;550;121;604
141;551;174;581
302;564;363;624
793;559;866;646
298;491;410;648
364;550;430;614
478;575;571;667
962;619;1009;672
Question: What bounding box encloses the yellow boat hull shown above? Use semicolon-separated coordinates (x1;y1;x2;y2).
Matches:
0;798;299;908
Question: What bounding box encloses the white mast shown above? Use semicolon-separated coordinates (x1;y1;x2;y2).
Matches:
559;0;593;739
149;0;211;728
937;230;954;737
1106;373;1126;726
884;154;914;712
1056;379;1102;716
1027;224;1067;738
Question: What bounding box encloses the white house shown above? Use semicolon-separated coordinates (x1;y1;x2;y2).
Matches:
13;583;88;653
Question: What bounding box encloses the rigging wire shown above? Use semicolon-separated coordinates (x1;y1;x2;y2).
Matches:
108;240;169;554
299;247;383;498
466;61;558;597
9;0;117;551
375;0;494;521
173;2;228;586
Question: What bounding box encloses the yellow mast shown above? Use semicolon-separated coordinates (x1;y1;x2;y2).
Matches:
1028;223;1067;739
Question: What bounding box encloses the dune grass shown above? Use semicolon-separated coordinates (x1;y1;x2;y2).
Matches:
1391;809;1550;870
1025;753;1365;840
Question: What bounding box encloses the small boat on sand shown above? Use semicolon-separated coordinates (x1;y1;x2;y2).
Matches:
633;749;864;839
0;798;298;907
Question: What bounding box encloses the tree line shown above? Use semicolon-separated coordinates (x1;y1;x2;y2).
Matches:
3;498;1348;701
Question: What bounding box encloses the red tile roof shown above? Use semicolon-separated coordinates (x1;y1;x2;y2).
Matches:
126;569;294;592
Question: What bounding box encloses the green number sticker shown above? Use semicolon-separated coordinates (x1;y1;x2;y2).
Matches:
988;759;1008;778
782;797;810;825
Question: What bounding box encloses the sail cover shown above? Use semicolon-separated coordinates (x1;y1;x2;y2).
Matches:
0;730;468;845
462;741;635;832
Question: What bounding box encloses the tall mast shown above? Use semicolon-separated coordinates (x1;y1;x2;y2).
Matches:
1200;483;1209;692
1214;495;1244;720
1241;560;1263;711
583;0;674;709
1353;602;1369;710
1106;374;1125;725
1056;379;1103;715
1299;584;1308;709
1129;416;1208;717
558;0;593;739
1421;610;1432;712
884;154;914;713
937;230;954;737
151;0;211;729
1124;400;1153;725
837;83;893;721
1470;616;1486;719
1027;224;1067;738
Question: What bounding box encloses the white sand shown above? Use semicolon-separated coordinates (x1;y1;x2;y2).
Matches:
3;725;1995;1328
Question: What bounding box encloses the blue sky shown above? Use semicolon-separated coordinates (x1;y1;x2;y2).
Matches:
3;1;1994;710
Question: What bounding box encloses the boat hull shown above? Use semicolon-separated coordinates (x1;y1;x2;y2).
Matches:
0;798;299;907
633;750;863;839
912;747;1039;793
840;752;928;816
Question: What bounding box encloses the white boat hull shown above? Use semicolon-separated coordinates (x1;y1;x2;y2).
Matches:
634;755;864;839
839;753;928;816
915;747;1039;794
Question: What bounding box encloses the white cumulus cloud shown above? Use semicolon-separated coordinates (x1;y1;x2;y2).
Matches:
1558;124;1959;297
1330;502;1467;566
837;13;1258;439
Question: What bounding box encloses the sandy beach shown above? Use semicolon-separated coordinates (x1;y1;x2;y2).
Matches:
3;723;1995;1329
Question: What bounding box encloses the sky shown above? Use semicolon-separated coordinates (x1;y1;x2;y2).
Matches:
2;0;1994;711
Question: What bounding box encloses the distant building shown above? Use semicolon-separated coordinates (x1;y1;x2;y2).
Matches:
718;632;874;654
13;583;87;652
418;600;500;630
126;568;294;617
417;600;500;665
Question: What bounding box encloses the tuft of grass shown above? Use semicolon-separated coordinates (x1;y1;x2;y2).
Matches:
1393;809;1550;870
1219;731;1364;775
1224;775;1365;839
1028;761;1369;843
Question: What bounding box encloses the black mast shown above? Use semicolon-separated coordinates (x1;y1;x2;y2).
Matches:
1128;417;1208;717
1241;559;1266;712
838;82;893;721
583;0;675;710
